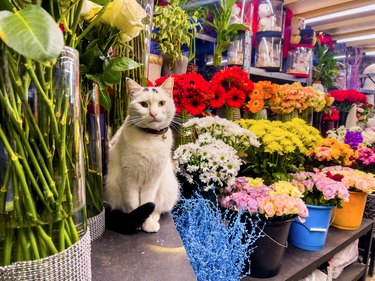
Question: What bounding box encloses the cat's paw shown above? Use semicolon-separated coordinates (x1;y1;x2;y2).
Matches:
142;218;160;233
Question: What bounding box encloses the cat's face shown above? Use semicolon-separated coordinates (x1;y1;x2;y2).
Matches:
126;78;175;130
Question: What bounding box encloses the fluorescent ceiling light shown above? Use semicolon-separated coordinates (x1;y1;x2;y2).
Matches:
333;55;346;59
305;4;375;24
366;51;375;56
337;34;375;43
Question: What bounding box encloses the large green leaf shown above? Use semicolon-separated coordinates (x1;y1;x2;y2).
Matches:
102;56;141;85
0;5;64;62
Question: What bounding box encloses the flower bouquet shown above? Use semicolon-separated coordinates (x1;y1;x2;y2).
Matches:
329;89;367;126
290;170;349;250
181;116;260;156
173;133;242;199
356;102;373;124
219;177;308;277
268;82;308;121
306;138;356;169
208;66;254;120
321;108;340;137
155;73;212;145
236;118;321;184
219;177;308;222
292;172;349;207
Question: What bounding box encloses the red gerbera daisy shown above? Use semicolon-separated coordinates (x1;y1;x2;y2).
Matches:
226;88;246;108
183;95;206;116
209;86;227;109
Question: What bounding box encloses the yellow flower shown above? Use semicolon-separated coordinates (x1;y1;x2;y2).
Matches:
246;177;264;188
271;181;303;198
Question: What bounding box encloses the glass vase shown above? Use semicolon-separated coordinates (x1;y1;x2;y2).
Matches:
0;46;86;266
82;83;103;219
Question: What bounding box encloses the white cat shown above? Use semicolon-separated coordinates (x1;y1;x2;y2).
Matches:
105;77;180;233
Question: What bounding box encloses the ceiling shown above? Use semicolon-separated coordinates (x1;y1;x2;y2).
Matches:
284;0;375;53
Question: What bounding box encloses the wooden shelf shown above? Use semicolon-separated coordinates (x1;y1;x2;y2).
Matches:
334;262;366;281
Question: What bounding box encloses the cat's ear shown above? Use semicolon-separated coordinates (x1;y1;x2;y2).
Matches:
126;78;143;98
160;77;174;96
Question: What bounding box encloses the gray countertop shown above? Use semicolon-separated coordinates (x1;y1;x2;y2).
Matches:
91;213;196;281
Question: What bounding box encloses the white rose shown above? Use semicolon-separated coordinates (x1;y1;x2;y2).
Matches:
101;0;147;42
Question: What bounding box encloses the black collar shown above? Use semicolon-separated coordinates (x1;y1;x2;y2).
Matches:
137;127;169;135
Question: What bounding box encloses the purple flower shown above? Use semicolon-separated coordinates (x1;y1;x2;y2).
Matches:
344;131;363;150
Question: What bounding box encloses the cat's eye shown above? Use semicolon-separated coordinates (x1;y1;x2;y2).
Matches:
158;101;166;107
140;101;148;108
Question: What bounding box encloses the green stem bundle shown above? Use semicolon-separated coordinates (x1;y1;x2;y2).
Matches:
0;44;85;266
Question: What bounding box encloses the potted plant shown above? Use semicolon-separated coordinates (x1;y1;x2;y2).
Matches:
203;0;248;67
312;33;339;90
152;3;200;75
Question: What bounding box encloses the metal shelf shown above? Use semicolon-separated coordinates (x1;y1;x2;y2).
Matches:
195;33;216;43
249;67;309;84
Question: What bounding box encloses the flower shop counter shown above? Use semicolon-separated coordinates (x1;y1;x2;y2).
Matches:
91;213;195;281
244;218;374;281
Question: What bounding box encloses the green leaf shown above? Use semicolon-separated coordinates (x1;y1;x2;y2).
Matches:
0;1;12;11
86;74;111;110
80;44;104;75
102;56;141;85
0;5;64;62
107;56;141;72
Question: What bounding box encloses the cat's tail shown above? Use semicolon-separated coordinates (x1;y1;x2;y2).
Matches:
105;203;155;234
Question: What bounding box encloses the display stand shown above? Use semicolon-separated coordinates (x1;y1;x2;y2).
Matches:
243;218;374;281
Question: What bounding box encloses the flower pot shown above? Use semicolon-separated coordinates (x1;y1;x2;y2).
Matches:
0;47;87;266
331;191;368;230
162;55;189;76
147;54;163;83
245;218;293;278
321;120;336;137
289;205;334;251
338;111;349;127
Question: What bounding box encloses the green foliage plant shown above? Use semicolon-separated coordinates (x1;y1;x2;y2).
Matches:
152;3;200;68
313;40;339;90
204;0;248;66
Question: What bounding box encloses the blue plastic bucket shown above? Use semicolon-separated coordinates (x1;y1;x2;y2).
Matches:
289;205;333;251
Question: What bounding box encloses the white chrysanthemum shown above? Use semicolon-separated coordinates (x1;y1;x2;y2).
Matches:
173;137;242;192
362;130;375;147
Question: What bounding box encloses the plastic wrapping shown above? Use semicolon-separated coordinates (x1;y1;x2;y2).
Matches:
257;0;284;32
228;1;254;66
286;47;313;77
255;36;282;71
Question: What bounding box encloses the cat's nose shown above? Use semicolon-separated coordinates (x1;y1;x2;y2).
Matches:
150;111;158;119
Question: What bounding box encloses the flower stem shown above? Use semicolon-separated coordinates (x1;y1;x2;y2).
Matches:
2;228;13;266
75;0;112;47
